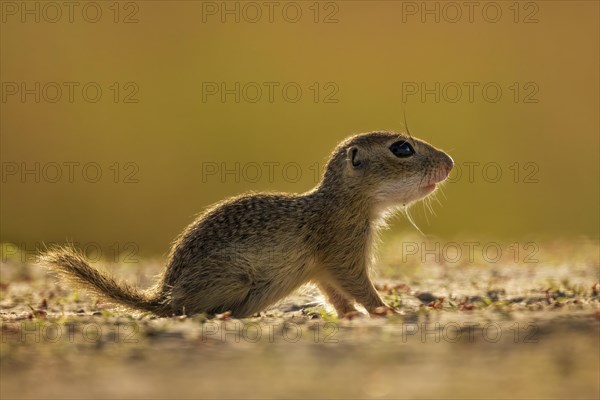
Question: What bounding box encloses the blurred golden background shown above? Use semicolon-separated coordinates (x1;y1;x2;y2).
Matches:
1;1;598;258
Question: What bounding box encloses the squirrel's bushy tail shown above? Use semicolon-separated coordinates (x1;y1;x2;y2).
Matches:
42;246;168;315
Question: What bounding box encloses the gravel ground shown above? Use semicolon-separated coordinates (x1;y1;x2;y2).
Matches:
1;238;599;399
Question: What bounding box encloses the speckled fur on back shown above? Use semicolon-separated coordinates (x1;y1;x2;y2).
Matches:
42;131;453;318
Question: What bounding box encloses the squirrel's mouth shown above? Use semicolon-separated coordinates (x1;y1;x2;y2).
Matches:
420;182;437;195
419;168;451;195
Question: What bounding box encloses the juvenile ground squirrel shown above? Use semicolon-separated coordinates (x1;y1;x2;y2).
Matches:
43;131;453;317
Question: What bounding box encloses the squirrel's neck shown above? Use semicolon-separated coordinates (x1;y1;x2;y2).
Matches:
307;182;374;228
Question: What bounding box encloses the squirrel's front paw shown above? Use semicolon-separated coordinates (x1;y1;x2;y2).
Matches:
369;305;400;317
341;310;364;320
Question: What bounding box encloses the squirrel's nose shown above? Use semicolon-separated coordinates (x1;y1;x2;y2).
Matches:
445;155;454;173
441;153;454;176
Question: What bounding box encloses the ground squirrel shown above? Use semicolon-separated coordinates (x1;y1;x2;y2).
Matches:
43;131;453;318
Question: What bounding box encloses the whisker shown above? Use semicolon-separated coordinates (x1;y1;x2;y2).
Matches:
438;184;448;200
402;205;425;237
433;190;443;207
427;196;437;217
402;106;417;147
422;200;430;225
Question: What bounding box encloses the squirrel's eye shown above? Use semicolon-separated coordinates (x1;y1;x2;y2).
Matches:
389;141;414;158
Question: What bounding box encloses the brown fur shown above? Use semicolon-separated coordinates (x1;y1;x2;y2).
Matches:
42;131;453;318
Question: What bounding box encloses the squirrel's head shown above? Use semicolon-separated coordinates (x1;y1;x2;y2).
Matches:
322;131;453;213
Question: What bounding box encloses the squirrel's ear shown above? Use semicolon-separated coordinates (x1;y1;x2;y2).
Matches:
346;146;364;169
